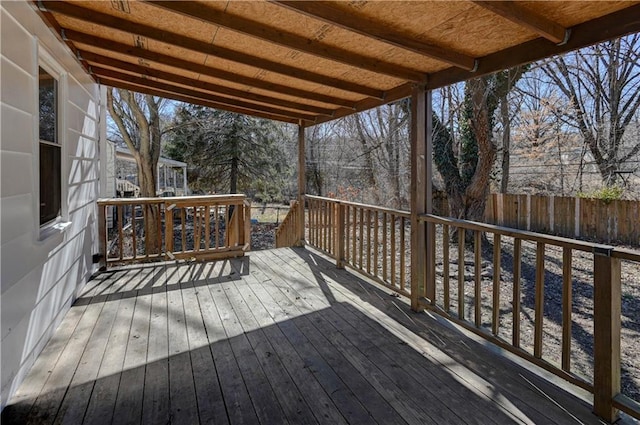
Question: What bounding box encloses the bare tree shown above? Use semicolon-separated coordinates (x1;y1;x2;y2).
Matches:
541;34;640;186
106;88;163;253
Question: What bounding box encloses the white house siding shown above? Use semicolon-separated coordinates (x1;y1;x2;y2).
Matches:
1;2;102;408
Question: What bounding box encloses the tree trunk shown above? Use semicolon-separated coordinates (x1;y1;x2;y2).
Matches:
230;155;238;194
500;95;510;193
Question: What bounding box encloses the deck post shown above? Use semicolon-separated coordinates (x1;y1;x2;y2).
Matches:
410;85;430;312
98;202;107;270
296;123;306;247
336;202;346;268
593;247;621;422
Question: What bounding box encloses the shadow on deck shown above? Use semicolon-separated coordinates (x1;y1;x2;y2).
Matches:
2;247;609;424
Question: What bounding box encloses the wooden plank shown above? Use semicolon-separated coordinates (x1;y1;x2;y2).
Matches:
513;238;522;348
534;242;545;359
236;259;348;424
204;205;211;250
561;247;572;372
111;287;153;425
53;293;124;425
492;234;501;336
1;304;91;424
197;267;260;425
131;205;137;260
250;254;404;425
359;208;364;270
21;300;107;424
166;269;199;425
208;277;290;425
117;205;124;261
221;276;320;425
373;210;379;277
140;275;170;425
181;207;187;252
345;205;351;264
457;228;466;320
179;272;229;425
266;249;530;425
82;293;138;425
336;203;345;268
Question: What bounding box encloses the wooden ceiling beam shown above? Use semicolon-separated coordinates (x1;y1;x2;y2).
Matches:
472;1;569;45
65;30;357;109
428;4;640;89
43;1;385;98
93;68;318;122
99;77;304;124
146;1;426;82
80;51;336;116
272;0;478;72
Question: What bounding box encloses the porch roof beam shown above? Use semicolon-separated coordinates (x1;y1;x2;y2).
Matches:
43;1;385;99
98;77;306;125
145;1;427;83
94;69;317;122
81;51;336;117
272;0;478;72
65;30;357;109
472;1;569;45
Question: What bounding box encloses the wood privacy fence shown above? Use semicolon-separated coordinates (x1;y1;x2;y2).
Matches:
435;194;640;246
97;194;251;268
304;195;640;421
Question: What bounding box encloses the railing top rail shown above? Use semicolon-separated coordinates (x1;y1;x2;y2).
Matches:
98;194;247;206
305;195;411;218
421;213;640;257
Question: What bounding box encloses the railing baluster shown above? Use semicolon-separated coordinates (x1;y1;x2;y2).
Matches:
513;238;521;348
373;210;379;278
474;230;482;327
132;204;137;259
562;247;572;372
458;228;465;320
400;217;406;292
144;204;150;259
534;242;545;358
117;205;124;261
215;205;220;249
382;212;388;282
366;209;372;275
204;205;211;251
352;206;357;267
359;208;364;269
166;203;174;257
492;233;501;336
181;207;187;253
443;224;449;312
157;203;163;254
391;214;397;288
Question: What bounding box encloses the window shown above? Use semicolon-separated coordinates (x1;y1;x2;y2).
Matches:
39;66;61;226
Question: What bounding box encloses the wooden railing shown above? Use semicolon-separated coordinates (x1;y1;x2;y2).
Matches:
304;195;640;422
275;201;301;248
97;194;251;267
306;195;411;297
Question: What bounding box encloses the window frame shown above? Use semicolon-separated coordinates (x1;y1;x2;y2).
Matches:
35;44;68;240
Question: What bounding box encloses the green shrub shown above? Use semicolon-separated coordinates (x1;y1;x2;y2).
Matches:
577;185;625;203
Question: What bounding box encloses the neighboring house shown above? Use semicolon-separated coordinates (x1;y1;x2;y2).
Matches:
108;142;189;197
0;2;103;407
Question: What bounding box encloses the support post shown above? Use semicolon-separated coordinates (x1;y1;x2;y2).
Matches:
297;123;306;246
410;85;430;311
98;203;107;271
593;247;621;423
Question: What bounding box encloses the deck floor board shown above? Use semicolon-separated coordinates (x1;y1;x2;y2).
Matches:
3;248;611;425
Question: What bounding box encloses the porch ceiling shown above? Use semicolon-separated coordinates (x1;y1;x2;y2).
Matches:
35;1;640;125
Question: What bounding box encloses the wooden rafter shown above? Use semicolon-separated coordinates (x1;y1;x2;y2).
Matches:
81;51;336;116
146;1;427;82
472;1;569;45
65;30;357;109
43;1;385;98
93;67;318;122
99;77;305;124
272;0;478;72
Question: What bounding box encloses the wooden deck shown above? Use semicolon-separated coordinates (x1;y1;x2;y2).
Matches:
2;247;610;425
